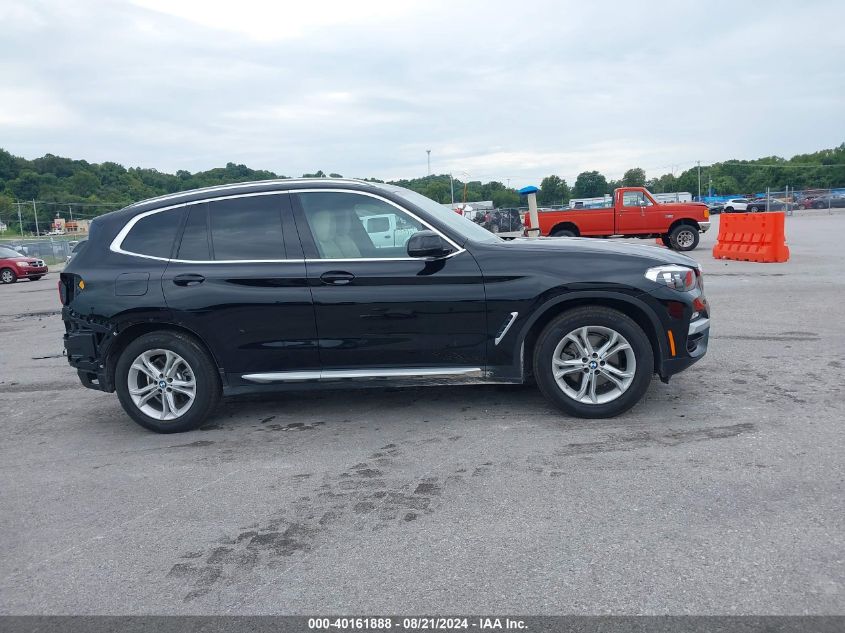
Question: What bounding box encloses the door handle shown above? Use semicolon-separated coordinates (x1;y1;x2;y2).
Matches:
320;271;355;285
173;273;205;286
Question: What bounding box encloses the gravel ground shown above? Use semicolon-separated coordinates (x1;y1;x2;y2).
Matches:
0;213;843;615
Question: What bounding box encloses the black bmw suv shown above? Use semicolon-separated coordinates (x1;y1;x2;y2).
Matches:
61;179;709;433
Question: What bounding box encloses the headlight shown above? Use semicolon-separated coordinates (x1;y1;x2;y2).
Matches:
645;265;697;291
15;261;28;268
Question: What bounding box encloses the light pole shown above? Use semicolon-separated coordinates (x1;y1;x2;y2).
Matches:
426;149;431;176
32;200;39;236
697;160;701;200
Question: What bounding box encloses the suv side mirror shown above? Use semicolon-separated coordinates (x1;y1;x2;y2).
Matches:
407;230;454;259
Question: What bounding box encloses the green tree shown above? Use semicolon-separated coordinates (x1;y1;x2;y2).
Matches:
538;175;571;205
7;170;41;200
70;171;100;197
622;167;646;187
572;171;608;198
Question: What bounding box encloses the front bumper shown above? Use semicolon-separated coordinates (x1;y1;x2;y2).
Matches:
660;316;709;378
18;266;48;278
699;221;711;233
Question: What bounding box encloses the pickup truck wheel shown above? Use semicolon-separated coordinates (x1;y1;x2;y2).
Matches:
0;268;17;284
533;307;653;419
551;228;576;237
115;331;221;433
669;225;699;251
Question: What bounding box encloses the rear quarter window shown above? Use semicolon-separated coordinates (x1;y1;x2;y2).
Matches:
121;209;184;259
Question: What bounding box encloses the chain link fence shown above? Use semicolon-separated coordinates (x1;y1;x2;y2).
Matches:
702;187;845;215
0;236;80;266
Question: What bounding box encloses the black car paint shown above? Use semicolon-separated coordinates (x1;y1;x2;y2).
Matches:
62;179;708;395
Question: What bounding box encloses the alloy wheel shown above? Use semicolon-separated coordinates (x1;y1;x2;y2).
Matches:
552;326;636;405
127;348;196;421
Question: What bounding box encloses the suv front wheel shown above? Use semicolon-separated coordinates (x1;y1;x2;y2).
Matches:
115;331;221;433
533;307;654;418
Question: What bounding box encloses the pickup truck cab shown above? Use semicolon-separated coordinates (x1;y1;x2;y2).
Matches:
363;212;418;248
525;187;711;251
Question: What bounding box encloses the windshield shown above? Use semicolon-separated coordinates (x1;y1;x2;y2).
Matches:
0;246;22;258
390;187;502;244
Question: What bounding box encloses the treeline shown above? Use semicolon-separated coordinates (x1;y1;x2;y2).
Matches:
1;144;844;233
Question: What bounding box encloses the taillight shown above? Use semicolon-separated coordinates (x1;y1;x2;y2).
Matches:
58;280;66;305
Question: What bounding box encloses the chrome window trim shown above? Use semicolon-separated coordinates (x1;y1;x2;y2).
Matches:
294;188;464;258
494;312;519;346
127;178;366;209
110;188;465;263
242;366;483;384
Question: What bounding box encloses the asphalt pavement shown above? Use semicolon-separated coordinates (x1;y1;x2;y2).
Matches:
0;212;843;614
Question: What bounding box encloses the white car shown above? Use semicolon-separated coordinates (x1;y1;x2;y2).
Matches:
723;198;750;213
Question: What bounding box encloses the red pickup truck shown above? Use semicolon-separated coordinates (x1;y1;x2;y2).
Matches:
524;187;711;251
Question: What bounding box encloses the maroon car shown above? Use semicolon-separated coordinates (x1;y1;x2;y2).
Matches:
0;245;48;284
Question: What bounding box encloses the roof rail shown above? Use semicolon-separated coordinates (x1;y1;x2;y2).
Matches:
128;177;369;208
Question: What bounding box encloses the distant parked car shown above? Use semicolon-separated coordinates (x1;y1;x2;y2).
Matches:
746;199;793;212
707;203;724;215
66;239;87;264
0;245;48;284
810;195;845;209
722;198;750;213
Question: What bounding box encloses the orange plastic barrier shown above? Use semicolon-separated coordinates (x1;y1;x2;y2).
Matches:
712;212;789;263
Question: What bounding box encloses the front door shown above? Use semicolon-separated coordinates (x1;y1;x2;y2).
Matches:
292;190;487;375
616;189;656;234
162;193;320;382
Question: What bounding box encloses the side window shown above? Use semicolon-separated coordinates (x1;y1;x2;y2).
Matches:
177;204;210;261
298;192;424;259
208;195;286;260
622;191;653;207
122;208;183;258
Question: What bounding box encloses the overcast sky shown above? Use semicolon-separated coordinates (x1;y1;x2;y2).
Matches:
1;0;843;187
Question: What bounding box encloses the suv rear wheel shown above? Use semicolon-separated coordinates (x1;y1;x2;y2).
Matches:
115;331;221;433
533;307;653;418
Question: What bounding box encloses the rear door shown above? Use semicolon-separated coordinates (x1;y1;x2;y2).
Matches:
292;190;487;374
162;193;320;382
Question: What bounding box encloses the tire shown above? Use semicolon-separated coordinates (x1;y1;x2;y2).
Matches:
551;228;576;237
114;331;221;433
29;276;43;281
533;306;654;419
0;268;17;284
724;206;734;213
798;204;806;210
668;224;699;251
660;236;672;248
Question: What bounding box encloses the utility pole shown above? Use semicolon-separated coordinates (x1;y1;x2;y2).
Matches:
17;202;23;235
32;200;39;236
450;173;455;205
697;160;701;200
68;204;74;223
426;150;431;176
